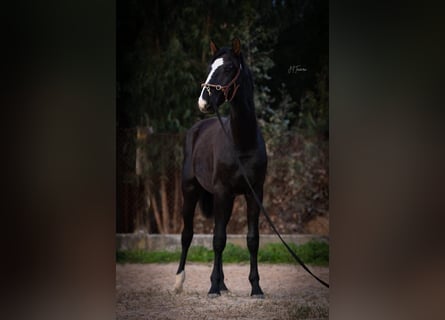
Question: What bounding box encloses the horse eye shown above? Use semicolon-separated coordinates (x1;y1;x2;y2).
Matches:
224;65;234;71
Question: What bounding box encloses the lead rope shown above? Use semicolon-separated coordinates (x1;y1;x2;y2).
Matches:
212;103;329;289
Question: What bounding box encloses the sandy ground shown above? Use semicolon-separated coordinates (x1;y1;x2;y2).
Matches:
116;263;329;319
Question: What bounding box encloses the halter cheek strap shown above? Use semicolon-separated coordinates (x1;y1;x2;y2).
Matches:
201;67;241;102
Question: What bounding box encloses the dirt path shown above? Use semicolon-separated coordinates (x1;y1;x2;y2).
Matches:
116;263;329;319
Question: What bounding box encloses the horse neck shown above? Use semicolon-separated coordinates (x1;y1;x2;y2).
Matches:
229;74;258;153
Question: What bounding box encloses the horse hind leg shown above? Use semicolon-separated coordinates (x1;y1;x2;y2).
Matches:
174;186;199;293
245;191;264;298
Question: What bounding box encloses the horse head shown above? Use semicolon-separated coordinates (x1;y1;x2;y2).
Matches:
198;38;242;113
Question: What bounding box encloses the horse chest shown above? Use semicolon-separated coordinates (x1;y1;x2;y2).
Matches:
214;155;264;193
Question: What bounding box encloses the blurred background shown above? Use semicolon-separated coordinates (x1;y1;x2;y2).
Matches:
117;0;328;235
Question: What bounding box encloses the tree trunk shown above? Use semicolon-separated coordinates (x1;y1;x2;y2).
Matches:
135;127;150;232
173;170;181;232
160;175;170;233
143;178;151;233
134;177;143;231
150;193;163;234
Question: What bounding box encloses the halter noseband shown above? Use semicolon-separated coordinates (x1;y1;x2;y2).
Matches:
201;67;241;102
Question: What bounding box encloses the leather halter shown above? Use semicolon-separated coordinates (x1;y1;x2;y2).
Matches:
201;66;241;102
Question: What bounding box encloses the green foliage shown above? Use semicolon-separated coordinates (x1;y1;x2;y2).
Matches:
297;69;329;136
259;241;329;266
262;128;329;230
139;133;184;177
260;83;296;147
187;245;214;262
223;243;251;262
116;240;329;265
116;249;180;263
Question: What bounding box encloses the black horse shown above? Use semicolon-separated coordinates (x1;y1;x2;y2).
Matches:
174;38;267;298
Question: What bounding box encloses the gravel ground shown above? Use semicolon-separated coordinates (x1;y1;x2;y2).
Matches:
116;263;329;319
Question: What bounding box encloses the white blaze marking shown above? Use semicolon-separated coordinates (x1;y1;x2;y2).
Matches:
198;57;224;112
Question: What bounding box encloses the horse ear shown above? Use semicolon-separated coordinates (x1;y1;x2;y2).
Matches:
232;38;241;56
210;40;218;55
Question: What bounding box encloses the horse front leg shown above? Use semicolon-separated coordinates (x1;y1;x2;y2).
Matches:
208;192;233;297
174;184;199;293
245;190;264;298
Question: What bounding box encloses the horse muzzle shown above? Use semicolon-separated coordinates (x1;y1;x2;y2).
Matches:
198;97;212;113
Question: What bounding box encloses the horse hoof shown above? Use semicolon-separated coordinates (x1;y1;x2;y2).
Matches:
208;293;221;298
174;271;185;294
220;289;229;295
251;294;265;299
219;283;228;291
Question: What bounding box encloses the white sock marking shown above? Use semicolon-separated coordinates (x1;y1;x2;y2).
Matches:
174;270;186;293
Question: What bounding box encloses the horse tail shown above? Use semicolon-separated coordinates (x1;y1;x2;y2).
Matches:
199;190;213;218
